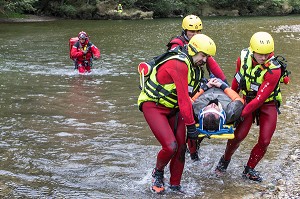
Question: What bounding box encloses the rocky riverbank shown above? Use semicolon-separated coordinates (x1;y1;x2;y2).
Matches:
255;95;300;199
253;143;300;198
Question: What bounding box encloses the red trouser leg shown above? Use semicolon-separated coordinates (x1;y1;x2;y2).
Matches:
187;139;197;154
187;137;204;154
142;102;186;186
169;112;186;185
78;66;85;74
247;103;277;168
223;112;253;161
85;65;91;72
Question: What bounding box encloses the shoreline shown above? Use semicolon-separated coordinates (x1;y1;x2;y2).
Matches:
1;13;299;23
0;14;59;23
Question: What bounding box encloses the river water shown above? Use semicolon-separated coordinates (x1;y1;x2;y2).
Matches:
0;16;299;198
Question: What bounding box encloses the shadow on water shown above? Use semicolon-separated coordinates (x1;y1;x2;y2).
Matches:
0;16;299;198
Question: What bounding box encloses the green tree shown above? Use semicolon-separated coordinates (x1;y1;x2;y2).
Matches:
289;0;300;13
2;0;38;14
1;0;299;19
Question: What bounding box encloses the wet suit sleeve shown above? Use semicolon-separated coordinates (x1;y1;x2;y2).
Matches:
90;43;100;59
241;68;281;117
231;57;242;92
206;56;228;84
157;59;195;126
224;88;244;104
191;89;204;102
70;45;84;59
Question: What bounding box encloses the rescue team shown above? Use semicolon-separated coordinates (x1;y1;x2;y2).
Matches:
68;15;290;194
137;15;290;194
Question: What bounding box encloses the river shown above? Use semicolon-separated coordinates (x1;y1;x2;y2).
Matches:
0;15;299;198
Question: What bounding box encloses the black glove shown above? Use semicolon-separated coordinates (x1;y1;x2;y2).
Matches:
219;82;229;91
200;83;209;92
187;124;199;140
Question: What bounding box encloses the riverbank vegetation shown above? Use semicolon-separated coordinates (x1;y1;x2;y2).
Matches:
1;0;300;20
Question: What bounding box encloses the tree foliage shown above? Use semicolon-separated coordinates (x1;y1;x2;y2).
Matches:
0;0;299;19
1;0;38;14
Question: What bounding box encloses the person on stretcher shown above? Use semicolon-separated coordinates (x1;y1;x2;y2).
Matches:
188;77;245;160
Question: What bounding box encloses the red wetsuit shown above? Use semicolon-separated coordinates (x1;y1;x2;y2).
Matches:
223;54;281;169
167;36;227;157
141;59;195;186
70;39;100;73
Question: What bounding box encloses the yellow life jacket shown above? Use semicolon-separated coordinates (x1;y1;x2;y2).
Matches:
138;52;200;110
80;45;88;59
235;48;282;104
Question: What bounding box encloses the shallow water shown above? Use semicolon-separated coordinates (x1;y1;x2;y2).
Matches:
0;15;300;198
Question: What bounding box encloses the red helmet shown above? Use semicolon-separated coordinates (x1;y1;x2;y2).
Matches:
78;31;88;40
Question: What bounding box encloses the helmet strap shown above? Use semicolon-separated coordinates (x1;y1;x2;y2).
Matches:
182;30;189;42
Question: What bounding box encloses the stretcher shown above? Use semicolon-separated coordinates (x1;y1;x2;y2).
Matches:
196;124;235;139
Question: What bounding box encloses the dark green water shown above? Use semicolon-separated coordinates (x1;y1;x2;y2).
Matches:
0;16;299;198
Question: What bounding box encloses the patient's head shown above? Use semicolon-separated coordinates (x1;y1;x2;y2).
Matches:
199;100;225;131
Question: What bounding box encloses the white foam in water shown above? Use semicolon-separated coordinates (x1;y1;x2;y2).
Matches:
60;118;89;127
56;132;73;137
135;169;152;185
51;115;65;119
2;61;114;76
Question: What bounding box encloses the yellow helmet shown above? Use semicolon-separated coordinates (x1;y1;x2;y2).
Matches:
250;32;274;54
188;34;216;56
182;15;203;31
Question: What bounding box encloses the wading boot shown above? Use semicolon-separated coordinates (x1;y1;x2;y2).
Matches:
242;166;262;182
215;155;231;175
190;152;199;161
169;185;185;194
151;168;165;194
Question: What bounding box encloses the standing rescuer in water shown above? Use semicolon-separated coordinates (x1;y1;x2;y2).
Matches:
70;31;100;74
167;14;228;161
137;34;217;194
215;31;290;182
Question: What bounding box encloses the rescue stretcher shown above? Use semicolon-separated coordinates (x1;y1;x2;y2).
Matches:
196;123;235;139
